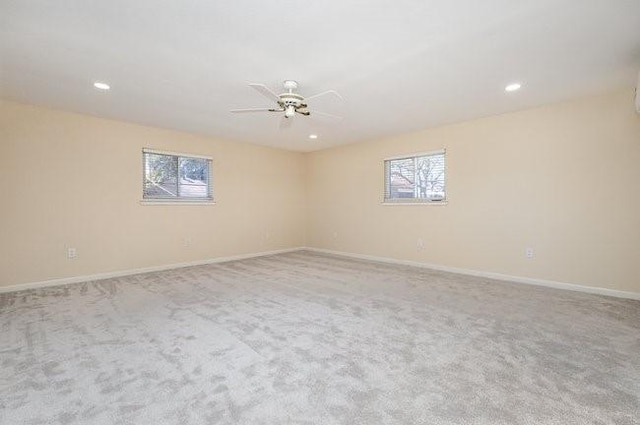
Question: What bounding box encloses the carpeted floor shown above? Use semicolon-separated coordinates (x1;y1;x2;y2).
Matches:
1;251;639;425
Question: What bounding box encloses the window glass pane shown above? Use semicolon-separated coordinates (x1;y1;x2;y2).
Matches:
416;154;445;200
388;158;415;199
143;151;212;201
144;153;177;198
179;157;209;198
384;152;446;202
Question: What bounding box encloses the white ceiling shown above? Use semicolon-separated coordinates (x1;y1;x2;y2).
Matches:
1;1;639;152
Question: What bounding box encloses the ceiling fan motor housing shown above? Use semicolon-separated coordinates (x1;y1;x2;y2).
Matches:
278;93;305;109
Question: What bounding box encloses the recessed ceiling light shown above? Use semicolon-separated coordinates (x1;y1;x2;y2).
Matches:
505;83;521;92
309;134;318;139
93;82;110;90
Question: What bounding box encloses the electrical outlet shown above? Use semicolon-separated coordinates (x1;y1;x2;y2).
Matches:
417;238;425;251
67;248;77;259
332;231;338;239
525;247;534;259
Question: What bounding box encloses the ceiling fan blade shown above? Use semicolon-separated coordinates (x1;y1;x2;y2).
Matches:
307;109;343;121
279;116;293;130
230;108;281;113
249;83;281;103
304;90;343;102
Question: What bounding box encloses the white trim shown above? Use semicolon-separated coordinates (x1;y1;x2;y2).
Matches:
142;148;212;160
5;246;638;301
304;247;640;301
381;201;448;206
140;200;216;206
383;148;445;161
0;247;305;294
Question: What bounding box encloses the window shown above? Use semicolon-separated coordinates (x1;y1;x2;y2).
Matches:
384;150;446;203
142;149;212;202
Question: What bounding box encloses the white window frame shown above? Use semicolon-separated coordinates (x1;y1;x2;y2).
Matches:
141;148;214;204
383;149;447;205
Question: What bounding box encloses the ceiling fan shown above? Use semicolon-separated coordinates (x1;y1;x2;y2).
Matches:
231;80;342;129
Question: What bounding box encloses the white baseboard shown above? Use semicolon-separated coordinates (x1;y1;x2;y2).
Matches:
0;247;305;294
304;247;640;301
4;246;639;301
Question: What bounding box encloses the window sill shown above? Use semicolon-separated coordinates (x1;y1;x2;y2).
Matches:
381;201;448;206
140;200;216;206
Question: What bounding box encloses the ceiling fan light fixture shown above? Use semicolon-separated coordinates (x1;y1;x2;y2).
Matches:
284;105;296;118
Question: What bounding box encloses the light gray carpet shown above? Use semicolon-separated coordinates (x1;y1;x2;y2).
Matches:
1;251;639;425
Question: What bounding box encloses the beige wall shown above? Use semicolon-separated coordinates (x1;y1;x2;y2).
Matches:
306;90;640;293
2;90;639;294
0;101;306;287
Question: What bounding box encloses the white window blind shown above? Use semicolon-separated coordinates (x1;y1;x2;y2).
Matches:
384;150;446;203
142;149;213;201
